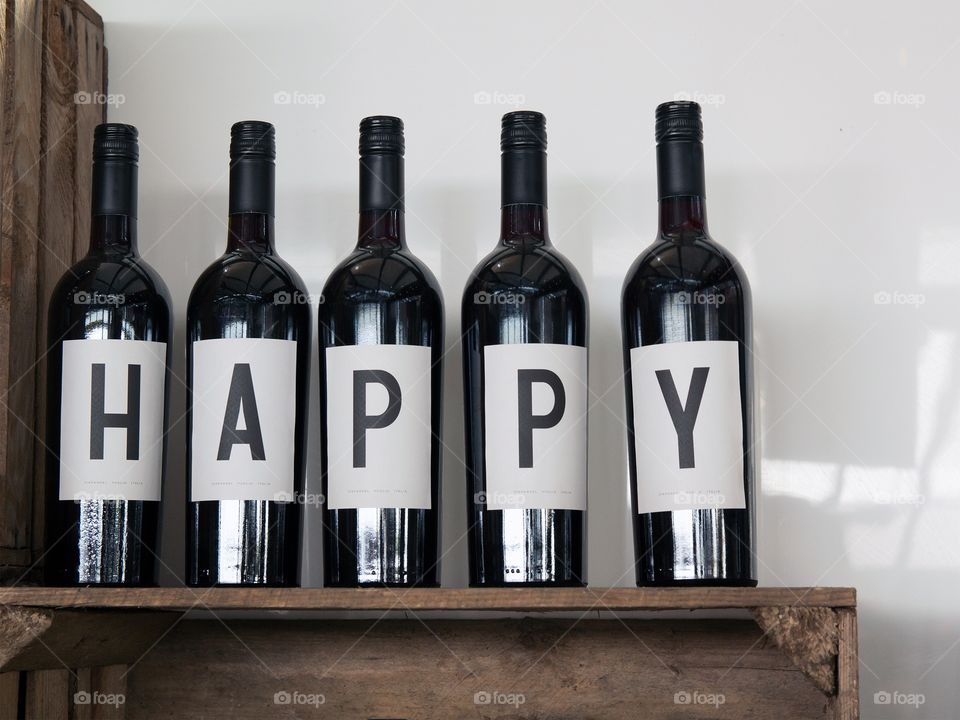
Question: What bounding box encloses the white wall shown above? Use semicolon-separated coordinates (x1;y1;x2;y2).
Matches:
96;0;958;715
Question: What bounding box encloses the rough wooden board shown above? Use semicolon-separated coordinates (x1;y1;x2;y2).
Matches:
834;608;859;720
0;605;51;670
127;618;832;719
24;667;71;719
0;609;180;672
753;606;838;695
0;671;19;719
88;665;126;720
71;3;102;265
0;0;44;563
32;0;80;581
0;586;858;611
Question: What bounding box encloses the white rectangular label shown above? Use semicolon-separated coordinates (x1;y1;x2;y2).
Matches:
190;338;297;502
325;344;433;509
59;339;166;502
483;343;588;511
630;340;746;514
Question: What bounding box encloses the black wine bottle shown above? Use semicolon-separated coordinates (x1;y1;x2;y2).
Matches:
186;121;309;586
43;124;172;586
462;111;588;587
621;101;757;586
319;116;443;587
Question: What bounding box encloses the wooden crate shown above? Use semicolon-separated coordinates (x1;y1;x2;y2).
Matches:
0;0;105;583
0;587;859;719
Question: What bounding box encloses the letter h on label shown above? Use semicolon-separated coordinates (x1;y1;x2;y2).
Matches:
90;363;141;461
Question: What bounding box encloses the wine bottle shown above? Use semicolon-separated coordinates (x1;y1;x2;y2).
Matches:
43;124;172;586
462;111;588;587
621;101;757;586
319;116;443;587
186;121;309;586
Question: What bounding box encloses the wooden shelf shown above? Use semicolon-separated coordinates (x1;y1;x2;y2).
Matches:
0;585;856;612
0;586;859;719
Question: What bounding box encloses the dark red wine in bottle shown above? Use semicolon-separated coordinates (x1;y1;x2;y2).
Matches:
462;111;588;587
186;121;310;586
621;101;757;586
43;124;172;586
319;117;443;587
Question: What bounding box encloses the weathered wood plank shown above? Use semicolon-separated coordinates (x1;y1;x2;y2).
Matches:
0;586;858;611
88;664;126;720
0;0;44;569
835;608;859;720
0;671;19;719
71;3;103;265
24;667;71;719
753;605;838;694
31;0;81;582
127;618;832;719
0;608;179;672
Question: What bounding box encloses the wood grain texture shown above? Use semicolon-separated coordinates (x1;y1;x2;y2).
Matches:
0;605;51;670
835;608;859;720
0;586;858;611
1;610;180;672
126;618;833;719
753;606;838;694
0;671;20;719
0;0;105;576
24;667;70;719
0;0;44;567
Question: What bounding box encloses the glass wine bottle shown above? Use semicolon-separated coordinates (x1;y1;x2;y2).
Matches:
462;111;588;587
43;123;172;586
621;101;757;586
319;116;443;587
186;121;310;586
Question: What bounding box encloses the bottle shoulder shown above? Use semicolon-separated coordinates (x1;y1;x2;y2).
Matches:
188;250;307;308
50;253;172;307
464;242;587;299
623;234;750;297
321;246;442;306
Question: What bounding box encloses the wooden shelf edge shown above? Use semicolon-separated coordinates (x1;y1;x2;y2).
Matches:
0;585;856;612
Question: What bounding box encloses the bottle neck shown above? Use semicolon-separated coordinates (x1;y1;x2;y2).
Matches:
656;138;708;238
90;157;138;254
227;213;274;254
89;215;137;254
658;196;708;238
357;208;405;250
227;154;275;253
499;204;549;246
357;152;404;249
500;148;549;245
